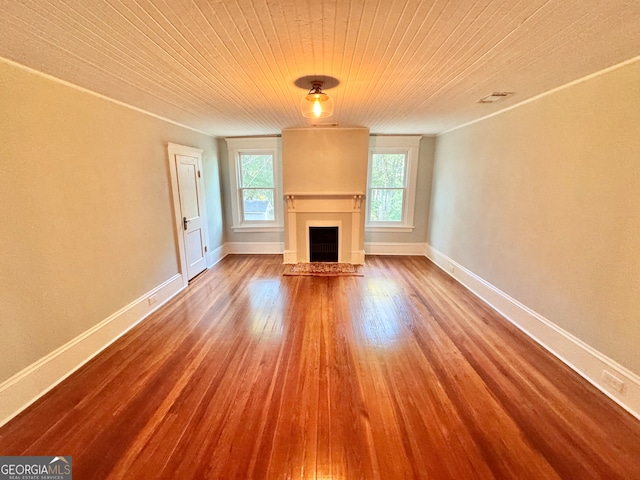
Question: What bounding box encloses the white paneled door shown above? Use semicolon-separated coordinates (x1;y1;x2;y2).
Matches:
176;154;207;280
168;143;209;285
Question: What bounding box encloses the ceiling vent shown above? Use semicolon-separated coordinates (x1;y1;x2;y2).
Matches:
478;92;514;104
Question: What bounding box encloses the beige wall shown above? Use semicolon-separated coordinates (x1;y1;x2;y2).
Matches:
429;60;640;374
0;59;222;382
282;127;369;193
203;140;225;248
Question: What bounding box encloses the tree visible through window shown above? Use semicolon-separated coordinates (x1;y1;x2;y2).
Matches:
369;153;406;222
240;154;275;221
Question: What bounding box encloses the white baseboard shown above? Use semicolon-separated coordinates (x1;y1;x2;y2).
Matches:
0;274;185;427
426;245;640;420
206;243;226;268
225;242;284;254
365;242;428;256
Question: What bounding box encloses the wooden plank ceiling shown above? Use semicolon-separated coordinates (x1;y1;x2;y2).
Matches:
1;0;639;136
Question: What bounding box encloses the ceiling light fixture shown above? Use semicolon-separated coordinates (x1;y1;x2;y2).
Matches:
301;81;334;118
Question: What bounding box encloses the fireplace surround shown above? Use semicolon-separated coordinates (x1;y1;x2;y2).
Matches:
283;192;365;264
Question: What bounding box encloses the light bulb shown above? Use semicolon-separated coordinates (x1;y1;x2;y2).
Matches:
301;83;333;118
313;98;322;117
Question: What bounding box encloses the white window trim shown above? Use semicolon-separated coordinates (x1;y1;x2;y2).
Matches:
226;137;283;232
366;135;421;232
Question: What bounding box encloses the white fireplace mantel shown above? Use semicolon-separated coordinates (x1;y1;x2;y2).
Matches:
284;192;364;211
283;192;366;264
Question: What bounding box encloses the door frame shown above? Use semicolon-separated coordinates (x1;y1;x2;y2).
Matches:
167;143;210;287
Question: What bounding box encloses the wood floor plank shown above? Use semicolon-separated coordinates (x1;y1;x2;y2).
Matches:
1;254;639;479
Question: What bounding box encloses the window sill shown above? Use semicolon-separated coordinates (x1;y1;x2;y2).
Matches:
365;225;415;233
231;225;284;233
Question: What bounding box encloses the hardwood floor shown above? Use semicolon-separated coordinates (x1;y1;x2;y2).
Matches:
1;255;639;479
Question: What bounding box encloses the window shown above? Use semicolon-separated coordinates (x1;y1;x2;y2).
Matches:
239;153;275;221
369;153;406;222
366;136;421;232
226;137;283;232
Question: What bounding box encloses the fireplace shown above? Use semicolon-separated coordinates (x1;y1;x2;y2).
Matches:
309;226;339;262
283;193;364;264
282;128;369;265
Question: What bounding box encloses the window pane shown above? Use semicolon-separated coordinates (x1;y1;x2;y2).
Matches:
369;188;404;222
241;154;274;188
242;188;275;221
370;153;405;188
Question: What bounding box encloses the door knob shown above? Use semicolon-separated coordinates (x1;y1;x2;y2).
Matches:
183;216;189;230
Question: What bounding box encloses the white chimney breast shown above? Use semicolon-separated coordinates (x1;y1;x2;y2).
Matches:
282;127;369;193
282;127;369;264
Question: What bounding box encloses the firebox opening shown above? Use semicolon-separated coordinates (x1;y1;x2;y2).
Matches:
309;226;339;262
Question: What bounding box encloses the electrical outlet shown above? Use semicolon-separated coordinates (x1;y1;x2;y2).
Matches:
148;294;158;306
601;370;625;393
